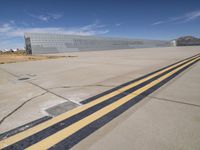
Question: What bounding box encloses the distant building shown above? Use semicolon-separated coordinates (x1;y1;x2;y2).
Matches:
24;33;172;54
171;40;177;46
175;36;200;46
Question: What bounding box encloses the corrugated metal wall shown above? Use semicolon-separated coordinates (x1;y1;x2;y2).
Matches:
24;33;172;54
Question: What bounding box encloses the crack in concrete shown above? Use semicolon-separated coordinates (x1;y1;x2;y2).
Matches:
48;84;115;90
0;92;47;126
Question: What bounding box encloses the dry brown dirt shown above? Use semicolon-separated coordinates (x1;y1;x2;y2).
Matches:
0;51;66;64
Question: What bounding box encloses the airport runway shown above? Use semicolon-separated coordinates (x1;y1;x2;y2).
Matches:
0;50;200;149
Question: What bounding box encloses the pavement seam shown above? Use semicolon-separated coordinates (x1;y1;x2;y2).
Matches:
0;67;81;106
0;67;19;78
120;81;200;108
28;81;82;105
47;84;115;90
121;89;200;108
144;63;200;108
0;92;48;126
147;95;200;108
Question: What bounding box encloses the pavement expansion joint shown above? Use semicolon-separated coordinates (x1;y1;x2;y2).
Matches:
47;84;115;90
0;66;81;105
28;81;82;106
0;92;48;126
117;90;200;109
148;95;200;108
0;67;19;78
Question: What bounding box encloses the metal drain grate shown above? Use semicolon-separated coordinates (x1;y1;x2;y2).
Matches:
45;102;79;116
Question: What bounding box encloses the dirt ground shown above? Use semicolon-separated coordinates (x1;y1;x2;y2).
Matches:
0;51;67;64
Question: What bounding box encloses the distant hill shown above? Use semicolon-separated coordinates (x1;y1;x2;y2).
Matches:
176;36;200;46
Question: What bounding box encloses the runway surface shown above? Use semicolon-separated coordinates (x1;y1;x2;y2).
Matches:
1;53;199;150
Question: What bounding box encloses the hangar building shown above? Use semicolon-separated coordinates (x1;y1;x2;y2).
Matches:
24;33;172;54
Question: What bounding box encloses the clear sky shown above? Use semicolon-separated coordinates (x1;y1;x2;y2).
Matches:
0;0;200;49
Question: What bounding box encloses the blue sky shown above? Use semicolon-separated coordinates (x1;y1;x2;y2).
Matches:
0;0;200;49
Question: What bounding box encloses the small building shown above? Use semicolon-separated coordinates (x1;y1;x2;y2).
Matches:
171;40;177;46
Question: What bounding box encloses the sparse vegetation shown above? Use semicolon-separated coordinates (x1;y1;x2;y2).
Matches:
0;51;71;64
0;50;26;55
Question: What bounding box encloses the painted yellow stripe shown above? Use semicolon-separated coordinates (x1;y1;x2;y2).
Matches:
26;57;200;150
0;54;199;149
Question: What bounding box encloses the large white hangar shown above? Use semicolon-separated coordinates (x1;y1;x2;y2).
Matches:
24;33;172;54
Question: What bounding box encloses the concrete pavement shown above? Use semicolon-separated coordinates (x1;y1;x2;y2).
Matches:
73;60;200;150
0;46;200;149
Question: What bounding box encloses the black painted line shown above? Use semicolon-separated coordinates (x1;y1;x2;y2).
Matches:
0;116;52;141
3;55;199;150
49;56;200;150
81;53;200;104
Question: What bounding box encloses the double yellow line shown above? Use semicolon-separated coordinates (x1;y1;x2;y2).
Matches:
1;54;200;149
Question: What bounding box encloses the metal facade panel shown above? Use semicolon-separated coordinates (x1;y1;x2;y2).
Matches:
24;33;172;54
